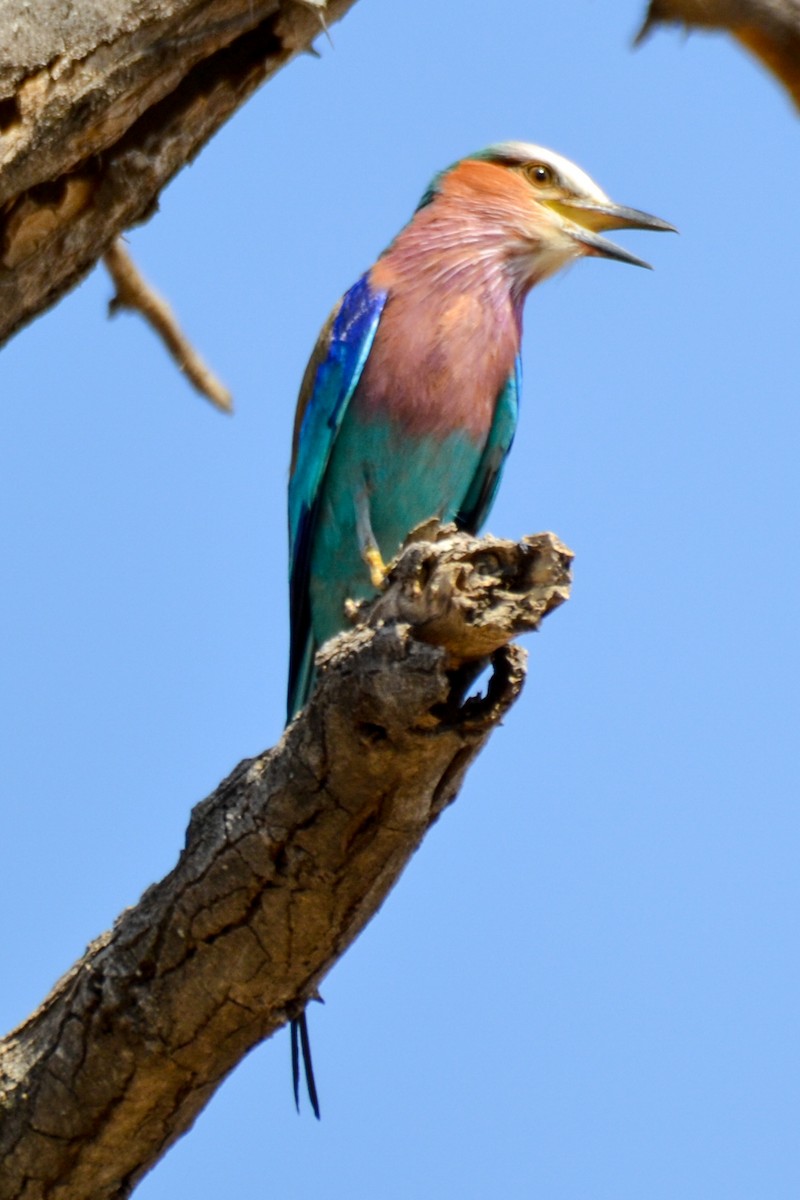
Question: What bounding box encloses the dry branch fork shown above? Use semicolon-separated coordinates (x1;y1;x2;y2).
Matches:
0;0;360;348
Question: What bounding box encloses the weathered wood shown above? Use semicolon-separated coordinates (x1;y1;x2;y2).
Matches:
637;0;800;110
0;0;359;346
0;526;572;1200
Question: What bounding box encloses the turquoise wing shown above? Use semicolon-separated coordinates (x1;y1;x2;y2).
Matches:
288;272;388;717
456;356;521;533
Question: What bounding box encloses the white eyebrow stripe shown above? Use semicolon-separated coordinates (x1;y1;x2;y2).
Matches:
477;141;613;204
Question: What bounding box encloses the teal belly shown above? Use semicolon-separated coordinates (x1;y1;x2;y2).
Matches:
309;415;482;646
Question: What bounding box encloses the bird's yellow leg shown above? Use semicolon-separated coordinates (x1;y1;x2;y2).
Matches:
355;484;388;588
363;544;388;589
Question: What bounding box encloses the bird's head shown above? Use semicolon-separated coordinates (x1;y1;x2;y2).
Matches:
417;141;674;285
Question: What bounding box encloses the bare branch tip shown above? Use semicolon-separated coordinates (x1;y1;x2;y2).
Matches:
102;238;234;415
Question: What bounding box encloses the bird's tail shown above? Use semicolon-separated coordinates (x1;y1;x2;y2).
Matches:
287;644;321;1118
291;1009;321;1119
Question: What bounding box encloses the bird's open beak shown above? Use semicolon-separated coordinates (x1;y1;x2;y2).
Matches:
546;198;677;270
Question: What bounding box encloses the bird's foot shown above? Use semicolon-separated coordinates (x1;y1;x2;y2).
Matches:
363;544;389;589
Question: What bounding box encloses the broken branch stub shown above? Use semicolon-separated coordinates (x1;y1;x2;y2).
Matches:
349;521;573;662
0;526;571;1199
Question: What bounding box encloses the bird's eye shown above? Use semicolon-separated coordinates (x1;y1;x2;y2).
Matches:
527;162;555;187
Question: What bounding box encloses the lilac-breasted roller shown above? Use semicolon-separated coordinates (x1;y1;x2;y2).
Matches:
287;141;673;1114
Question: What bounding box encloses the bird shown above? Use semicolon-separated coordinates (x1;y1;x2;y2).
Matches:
286;141;673;1115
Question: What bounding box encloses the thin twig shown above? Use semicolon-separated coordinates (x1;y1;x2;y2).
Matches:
104;238;233;413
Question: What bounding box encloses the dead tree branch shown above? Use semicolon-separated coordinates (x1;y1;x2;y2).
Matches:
0;525;571;1200
637;0;800;110
0;0;359;348
105;239;233;412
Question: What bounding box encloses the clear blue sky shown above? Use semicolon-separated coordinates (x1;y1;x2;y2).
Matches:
2;2;799;1196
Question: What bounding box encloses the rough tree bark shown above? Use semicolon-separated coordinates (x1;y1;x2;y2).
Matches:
636;0;800;110
0;0;359;347
0;525;572;1200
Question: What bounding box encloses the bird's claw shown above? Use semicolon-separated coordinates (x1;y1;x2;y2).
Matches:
364;544;389;589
